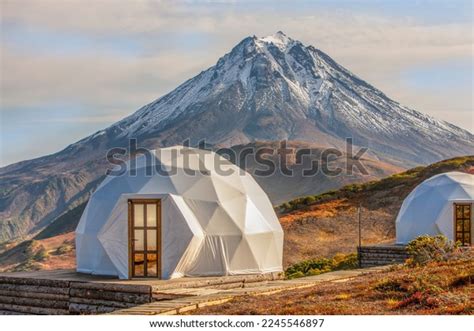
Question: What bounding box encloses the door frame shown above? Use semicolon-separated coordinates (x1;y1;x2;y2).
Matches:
128;199;162;279
453;203;472;246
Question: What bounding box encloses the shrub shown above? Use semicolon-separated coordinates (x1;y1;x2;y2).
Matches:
286;271;305;279
33;246;49;262
374;278;405;293
24;240;37;260
10;260;41;272
342;184;363;193
280;202;292;212
56;242;72;255
385;298;400;308
335;293;351;301
406;235;458;266
285;253;358;279
333;253;358;269
303;196;316;205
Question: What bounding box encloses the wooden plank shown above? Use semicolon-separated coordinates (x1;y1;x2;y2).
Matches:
69;297;139;309
0;289;68;301
70;281;151;294
0;283;69;295
69;288;151;304
0;295;69;309
0;276;70;288
196;297;232;308
69;303;117;314
0;302;68;315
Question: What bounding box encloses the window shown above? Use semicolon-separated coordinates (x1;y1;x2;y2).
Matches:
454;204;471;246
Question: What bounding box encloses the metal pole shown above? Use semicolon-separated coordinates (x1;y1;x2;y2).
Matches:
358;204;362;268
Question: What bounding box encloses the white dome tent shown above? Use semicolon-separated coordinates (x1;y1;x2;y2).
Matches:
76;146;284;279
395;171;474;245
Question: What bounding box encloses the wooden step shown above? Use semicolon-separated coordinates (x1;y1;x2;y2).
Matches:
0;275;154;315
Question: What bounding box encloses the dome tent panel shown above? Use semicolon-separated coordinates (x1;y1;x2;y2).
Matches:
204;206;244;235
246;232;280;270
182;198;220;230
169;195;205;237
161;195;195;279
183;234;243;276
228;238;259;272
135;173;177;195
219;196;248;231
210;175;247;201
97;196;129;278
180;175;220;202
244;198;275;234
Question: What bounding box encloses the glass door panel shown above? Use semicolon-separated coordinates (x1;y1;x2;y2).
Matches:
147;204;157;227
134;204;144;227
130;200;161;278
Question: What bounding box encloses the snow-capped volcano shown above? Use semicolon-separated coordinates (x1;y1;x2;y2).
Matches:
97;31;472;164
1;32;473;244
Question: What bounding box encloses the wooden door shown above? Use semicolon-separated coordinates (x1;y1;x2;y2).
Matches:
129;199;161;278
454;203;471;246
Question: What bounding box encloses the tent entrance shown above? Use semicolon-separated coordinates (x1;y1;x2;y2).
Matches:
128;199;162;278
454;203;471;246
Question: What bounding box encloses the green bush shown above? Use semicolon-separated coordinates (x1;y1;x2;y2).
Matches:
33;246;49;262
333;252;359;269
304;196;316;205
406;235;458;266
286;271;305;279
56;242;72;255
285;253;358;279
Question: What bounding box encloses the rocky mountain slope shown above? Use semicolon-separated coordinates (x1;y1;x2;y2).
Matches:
1;32;473;244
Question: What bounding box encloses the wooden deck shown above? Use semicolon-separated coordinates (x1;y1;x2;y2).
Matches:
0;269;282;290
0;267;389;315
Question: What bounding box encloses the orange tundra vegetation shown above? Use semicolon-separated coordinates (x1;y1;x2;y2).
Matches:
190;249;473;315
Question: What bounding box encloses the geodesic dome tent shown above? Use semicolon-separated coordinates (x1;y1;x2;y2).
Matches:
396;171;474;245
76;146;283;279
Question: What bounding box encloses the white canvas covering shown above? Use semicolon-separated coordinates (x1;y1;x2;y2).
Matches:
76;146;283;279
395;171;474;244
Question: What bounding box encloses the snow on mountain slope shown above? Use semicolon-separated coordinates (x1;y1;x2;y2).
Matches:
102;31;472;164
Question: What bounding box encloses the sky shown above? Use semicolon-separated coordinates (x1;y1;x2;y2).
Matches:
1;0;473;166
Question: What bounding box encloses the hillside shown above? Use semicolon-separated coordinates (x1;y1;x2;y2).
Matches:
227;141;402;204
279;155;474;265
0;233;75;272
1;31;472;245
0;155;471;272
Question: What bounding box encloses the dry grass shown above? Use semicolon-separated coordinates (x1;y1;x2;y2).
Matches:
190;250;473;315
280;156;474;266
0;232;75;272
